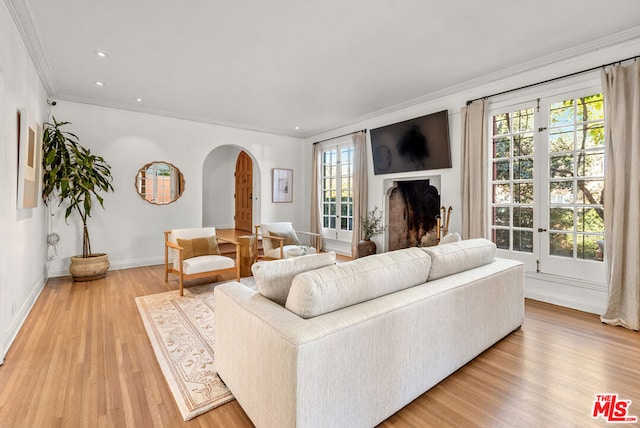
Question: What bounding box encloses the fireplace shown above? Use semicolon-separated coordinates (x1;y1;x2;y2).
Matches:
385;177;441;251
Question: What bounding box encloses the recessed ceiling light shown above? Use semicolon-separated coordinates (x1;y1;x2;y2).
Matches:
95;51;108;58
135;97;143;102
95;81;105;86
295;126;300;130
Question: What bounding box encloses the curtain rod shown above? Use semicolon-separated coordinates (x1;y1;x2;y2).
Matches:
313;129;367;145
466;54;640;105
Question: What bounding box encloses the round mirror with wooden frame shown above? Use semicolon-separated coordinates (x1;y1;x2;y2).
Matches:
135;161;185;205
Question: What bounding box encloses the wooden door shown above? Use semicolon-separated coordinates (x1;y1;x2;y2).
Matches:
235;151;253;231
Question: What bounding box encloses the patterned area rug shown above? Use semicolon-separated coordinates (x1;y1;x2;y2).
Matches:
135;277;256;421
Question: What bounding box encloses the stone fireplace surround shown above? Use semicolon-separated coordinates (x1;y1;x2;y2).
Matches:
383;175;441;252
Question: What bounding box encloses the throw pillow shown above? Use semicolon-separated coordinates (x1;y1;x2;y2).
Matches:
269;230;300;246
422;238;496;281
176;236;220;259
285;247;431;319
252;252;336;306
439;232;461;245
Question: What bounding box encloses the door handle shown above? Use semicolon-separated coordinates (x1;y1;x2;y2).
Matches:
537;228;547;232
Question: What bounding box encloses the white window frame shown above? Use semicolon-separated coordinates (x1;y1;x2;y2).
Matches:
319;138;354;242
489;100;537;272
488;82;606;285
538;89;606;283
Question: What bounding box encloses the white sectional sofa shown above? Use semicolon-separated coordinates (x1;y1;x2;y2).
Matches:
214;239;524;428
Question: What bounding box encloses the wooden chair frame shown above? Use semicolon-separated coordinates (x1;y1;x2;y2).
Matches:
164;230;240;296
254;225;321;260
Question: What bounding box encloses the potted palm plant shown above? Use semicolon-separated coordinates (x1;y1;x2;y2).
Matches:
42;117;114;281
358;206;387;257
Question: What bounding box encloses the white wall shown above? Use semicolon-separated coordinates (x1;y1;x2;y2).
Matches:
46;101;307;276
0;1;49;363
306;35;640;314
203;145;241;228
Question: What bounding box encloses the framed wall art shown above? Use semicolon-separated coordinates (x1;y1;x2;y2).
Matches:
17;109;42;209
272;168;293;203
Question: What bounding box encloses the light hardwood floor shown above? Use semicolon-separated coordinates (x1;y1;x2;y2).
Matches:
0;264;638;427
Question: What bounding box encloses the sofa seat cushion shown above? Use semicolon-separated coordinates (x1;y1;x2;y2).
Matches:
182;255;234;275
252;252;336;306
285;247;431;319
421;238;496;281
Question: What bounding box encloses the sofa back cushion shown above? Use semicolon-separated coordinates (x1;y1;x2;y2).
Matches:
285;247;431;319
421;238;496;281
252;252;336;306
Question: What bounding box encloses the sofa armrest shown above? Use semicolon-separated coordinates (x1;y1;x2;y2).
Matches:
214;283;380;427
214;284;301;428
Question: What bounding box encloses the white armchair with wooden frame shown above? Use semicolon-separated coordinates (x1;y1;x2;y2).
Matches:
164;227;240;296
255;222;321;260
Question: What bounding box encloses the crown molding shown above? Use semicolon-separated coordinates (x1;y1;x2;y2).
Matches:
305;26;640;139
55;94;306;139
4;0;56;95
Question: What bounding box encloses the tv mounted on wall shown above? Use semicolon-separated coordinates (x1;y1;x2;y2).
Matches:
370;110;451;175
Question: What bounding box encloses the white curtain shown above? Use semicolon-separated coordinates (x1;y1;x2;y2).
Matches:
600;60;640;331
460;100;489;239
351;131;368;258
310;143;322;250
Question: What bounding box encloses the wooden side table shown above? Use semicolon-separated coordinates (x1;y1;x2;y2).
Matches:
238;235;257;277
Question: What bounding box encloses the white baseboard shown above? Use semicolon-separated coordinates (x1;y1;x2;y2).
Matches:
109;256;165;271
2;272;47;363
524;271;608;315
321;239;352;257
47;256;164;278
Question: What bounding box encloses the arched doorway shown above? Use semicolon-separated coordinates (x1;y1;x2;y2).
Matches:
235;151;253;231
202;146;260;230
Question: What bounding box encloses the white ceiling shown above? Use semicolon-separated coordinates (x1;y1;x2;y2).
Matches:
7;0;640;137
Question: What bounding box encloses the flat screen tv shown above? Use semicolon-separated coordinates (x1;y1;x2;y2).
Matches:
370;110;451;175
